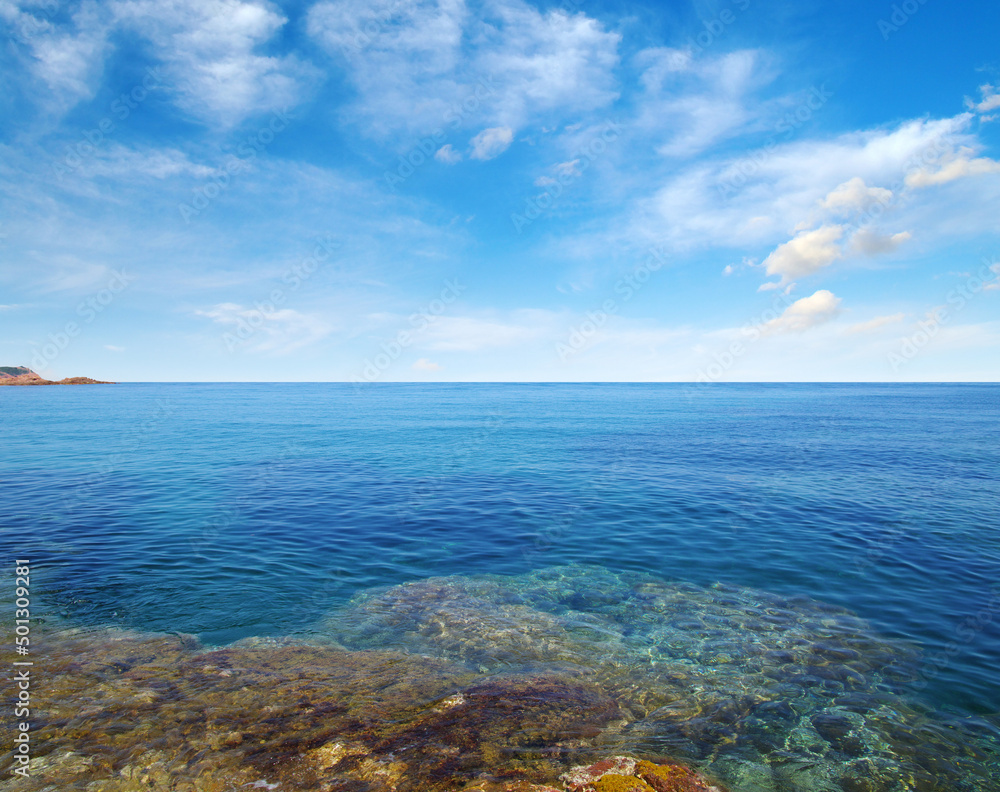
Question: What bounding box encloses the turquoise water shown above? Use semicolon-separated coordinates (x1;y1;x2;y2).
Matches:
2;382;999;721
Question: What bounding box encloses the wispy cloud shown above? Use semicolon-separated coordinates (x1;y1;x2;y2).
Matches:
760;290;842;335
307;0;620;139
634;48;773;157
195;302;334;353
8;0;112;113
114;0;316;127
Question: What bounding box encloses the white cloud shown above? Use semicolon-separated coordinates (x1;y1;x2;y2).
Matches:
469;126;513;160
114;0;313;127
760;290;842;335
846;313;905;334
819;177;893;214
968;84;1000;115
849;228;912;256
104;344;126;351
904;151;1000;188
756;179;910;288
435;143;462;164
411;357;441;371
762;225;844;286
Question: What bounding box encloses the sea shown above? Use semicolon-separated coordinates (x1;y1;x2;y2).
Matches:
2;382;999;791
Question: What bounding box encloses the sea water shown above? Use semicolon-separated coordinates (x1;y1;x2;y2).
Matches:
2;383;998;791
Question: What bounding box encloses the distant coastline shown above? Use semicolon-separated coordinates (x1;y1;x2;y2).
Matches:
0;366;115;386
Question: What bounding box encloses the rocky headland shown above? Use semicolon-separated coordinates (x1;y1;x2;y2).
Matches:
0;366;114;385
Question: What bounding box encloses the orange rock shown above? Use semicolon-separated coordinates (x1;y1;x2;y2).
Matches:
560;757;723;792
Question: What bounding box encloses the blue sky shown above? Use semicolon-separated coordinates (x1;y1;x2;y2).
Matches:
1;0;999;381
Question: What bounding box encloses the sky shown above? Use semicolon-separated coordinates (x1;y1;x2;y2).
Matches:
1;0;999;382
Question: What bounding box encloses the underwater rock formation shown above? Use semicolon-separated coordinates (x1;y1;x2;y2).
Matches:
558;755;722;792
3;565;999;792
317;565;1000;792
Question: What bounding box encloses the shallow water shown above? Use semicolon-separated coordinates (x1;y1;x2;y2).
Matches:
2;383;999;790
3;565;999;791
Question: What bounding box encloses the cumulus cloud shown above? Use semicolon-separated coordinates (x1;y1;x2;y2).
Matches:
435;144;462;164
760;290;842;335
819;177;893;214
846;313;905;334
761;225;844;286
469;126;513;160
637;114;975;259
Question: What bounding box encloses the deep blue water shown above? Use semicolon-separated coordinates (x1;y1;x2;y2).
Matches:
2;383;999;716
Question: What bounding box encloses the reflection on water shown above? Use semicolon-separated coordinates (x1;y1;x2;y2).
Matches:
4;566;999;792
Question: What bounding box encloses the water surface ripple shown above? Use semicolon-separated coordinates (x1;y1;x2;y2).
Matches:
2;382;998;721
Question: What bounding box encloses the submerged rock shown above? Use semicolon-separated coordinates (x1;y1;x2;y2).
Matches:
558;756;722;792
5;566;999;792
